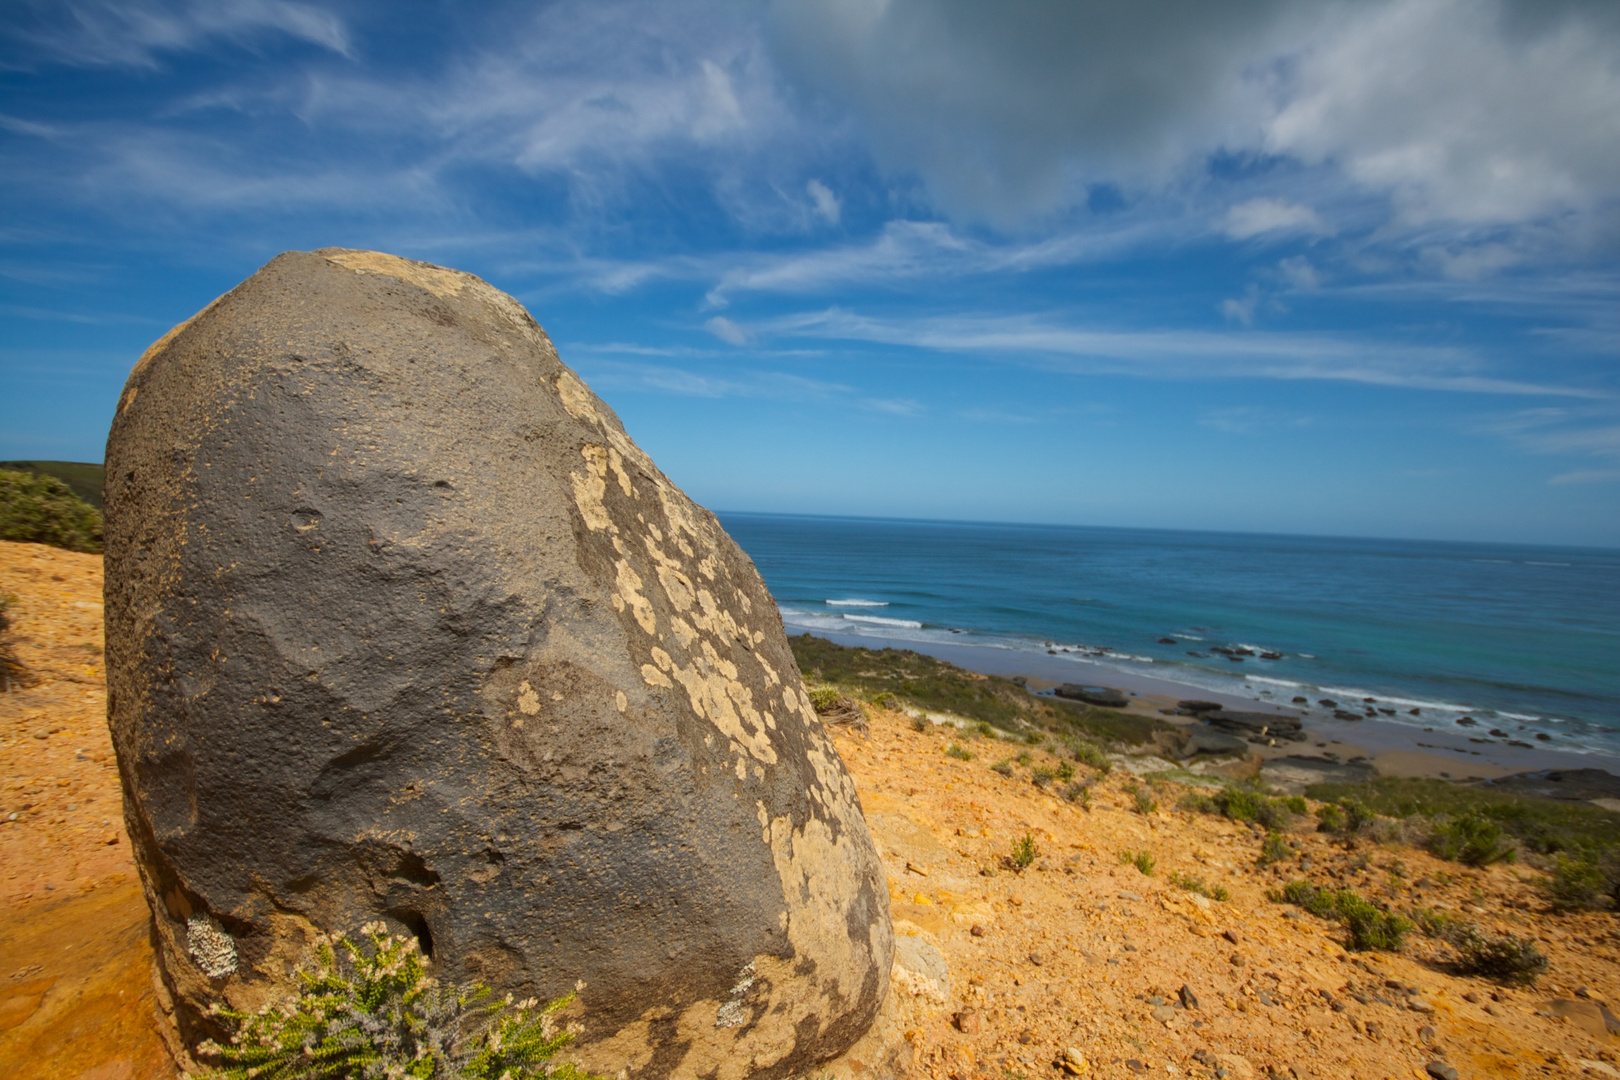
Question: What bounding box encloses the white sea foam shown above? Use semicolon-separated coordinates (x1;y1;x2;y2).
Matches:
826;598;889;607
842;613;924;629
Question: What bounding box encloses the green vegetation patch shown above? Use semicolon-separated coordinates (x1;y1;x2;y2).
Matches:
1274;881;1412;952
1304;776;1620;858
0;468;103;553
788;634;1175;746
0;460;104;508
196;922;602;1079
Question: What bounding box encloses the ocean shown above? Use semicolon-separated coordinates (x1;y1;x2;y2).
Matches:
718;513;1620;758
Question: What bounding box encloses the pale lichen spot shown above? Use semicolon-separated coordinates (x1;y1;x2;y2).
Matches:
517;681;541;716
697;554;718;580
571;445;613;532
608;447;633;498
640;664;673;689
651;647;674;673
657;564;696;613
615;690;628;712
755;652;780;687
734;757;748;782
647;521;664;542
614;558;656;635
669;616;697;650
557;370;600;423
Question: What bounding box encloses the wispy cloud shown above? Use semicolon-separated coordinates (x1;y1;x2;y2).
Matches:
761;308;1604;397
1223;199;1331;240
10;0;352;68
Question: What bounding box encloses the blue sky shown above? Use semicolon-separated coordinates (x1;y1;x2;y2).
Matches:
3;0;1619;546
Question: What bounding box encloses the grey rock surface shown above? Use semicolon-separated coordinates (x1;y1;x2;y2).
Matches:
104;249;892;1080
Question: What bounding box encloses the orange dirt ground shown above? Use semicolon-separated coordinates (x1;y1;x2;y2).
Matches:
2;538;1618;1080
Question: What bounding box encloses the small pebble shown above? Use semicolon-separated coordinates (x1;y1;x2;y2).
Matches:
970;924;986;937
951;1010;979;1034
1230;953;1246;967
1126;1061;1147;1074
1425;1063;1458;1080
1178;984;1199;1010
1223;929;1242;944
1028;951;1044;966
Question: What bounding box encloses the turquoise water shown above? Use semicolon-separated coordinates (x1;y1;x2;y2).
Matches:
719;513;1620;756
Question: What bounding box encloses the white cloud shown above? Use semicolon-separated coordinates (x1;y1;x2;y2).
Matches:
1549;469;1620;485
1221;287;1262;326
1265;0;1620;226
1223;198;1330;240
704;315;751;345
806;178;841;224
1277;256;1320;291
766;307;1605;397
767;0;1620;236
11;0;351;67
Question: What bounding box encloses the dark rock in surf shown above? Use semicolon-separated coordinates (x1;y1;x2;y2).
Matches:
1175;700;1223;716
1202;710;1302;736
104;249;892;1079
1054;685;1129;708
1175;728;1250;759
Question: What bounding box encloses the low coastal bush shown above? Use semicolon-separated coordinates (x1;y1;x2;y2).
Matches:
1118;849;1156;875
909;714;928;732
1168;871;1229;902
991;758;1014;777
1066;738;1113;775
1429;813;1516;867
1030;765;1056;788
1413;907;1461;939
1190;782;1300;830
1256;832;1291;867
944;743;973;761
1274;881;1411;952
1448;926;1549;985
0;468;103;553
1124;781;1157;816
193;922;600;1080
1009;833;1038;871
1543;854;1607;911
1305;777;1620;861
1060;780;1093;808
1316;796;1376;836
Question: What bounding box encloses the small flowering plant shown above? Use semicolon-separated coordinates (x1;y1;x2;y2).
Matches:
192;922;600;1080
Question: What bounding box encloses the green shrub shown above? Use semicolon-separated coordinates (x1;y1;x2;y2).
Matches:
1168;871;1229;902
1015;751;1032;766
870;691;900;711
1413;907;1460;939
0;469;102;553
944;743;973;761
194;923;600;1080
1055;760;1075;783
1060;781;1092;809
1118;849;1156;875
806;685;841;711
1430;813;1516;867
0;593;25;692
975;720;996;738
1070;741;1112;775
1315;804;1345;833
1257;832;1291;866
1178;792;1216;814
1544;854;1606;911
1123;781;1157;815
1210;784;1296;830
1337;892;1413;951
991;758;1014;777
909;714;928;732
1030;765;1056;788
1273;882;1410;951
1009;833;1038;871
1448;926;1548;984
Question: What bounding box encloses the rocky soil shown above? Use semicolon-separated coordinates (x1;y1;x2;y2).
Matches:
3;538;1618;1079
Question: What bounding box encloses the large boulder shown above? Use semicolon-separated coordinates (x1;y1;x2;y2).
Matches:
103;249;892;1079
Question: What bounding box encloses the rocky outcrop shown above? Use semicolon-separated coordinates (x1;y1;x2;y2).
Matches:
103;249;892;1079
1053;684;1128;708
